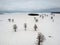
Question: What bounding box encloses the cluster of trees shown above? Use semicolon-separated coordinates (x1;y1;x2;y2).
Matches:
39;14;48;19
12;17;45;45
13;24;45;45
8;17;38;32
11;14;55;45
13;23;38;32
39;14;55;22
11;14;55;32
8;18;14;22
50;14;55;22
34;17;38;22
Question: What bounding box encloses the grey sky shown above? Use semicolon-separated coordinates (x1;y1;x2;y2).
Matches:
0;0;60;10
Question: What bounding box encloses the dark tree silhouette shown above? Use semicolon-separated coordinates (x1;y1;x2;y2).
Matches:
8;18;11;22
42;16;44;19
40;15;41;17
34;17;38;22
37;33;45;45
36;19;38;22
13;24;17;32
12;19;14;22
51;16;53;19
34;17;36;21
34;24;38;31
24;23;27;31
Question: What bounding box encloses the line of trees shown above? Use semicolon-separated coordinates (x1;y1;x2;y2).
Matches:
8;18;14;22
13;23;38;32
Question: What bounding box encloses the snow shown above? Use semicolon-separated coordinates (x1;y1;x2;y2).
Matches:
0;13;60;45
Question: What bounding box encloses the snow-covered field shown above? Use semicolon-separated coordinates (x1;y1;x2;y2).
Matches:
0;13;60;45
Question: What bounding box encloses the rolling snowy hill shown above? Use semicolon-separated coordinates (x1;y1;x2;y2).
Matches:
0;13;60;45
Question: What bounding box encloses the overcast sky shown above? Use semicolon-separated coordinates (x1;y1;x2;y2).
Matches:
0;0;60;11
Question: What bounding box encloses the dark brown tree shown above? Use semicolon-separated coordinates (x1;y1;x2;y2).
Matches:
12;19;14;22
42;16;44;19
24;23;27;31
37;33;45;45
34;24;38;31
51;16;53;19
13;24;17;32
36;19;38;22
8;18;11;22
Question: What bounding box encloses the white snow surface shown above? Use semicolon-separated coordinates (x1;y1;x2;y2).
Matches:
0;13;60;45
